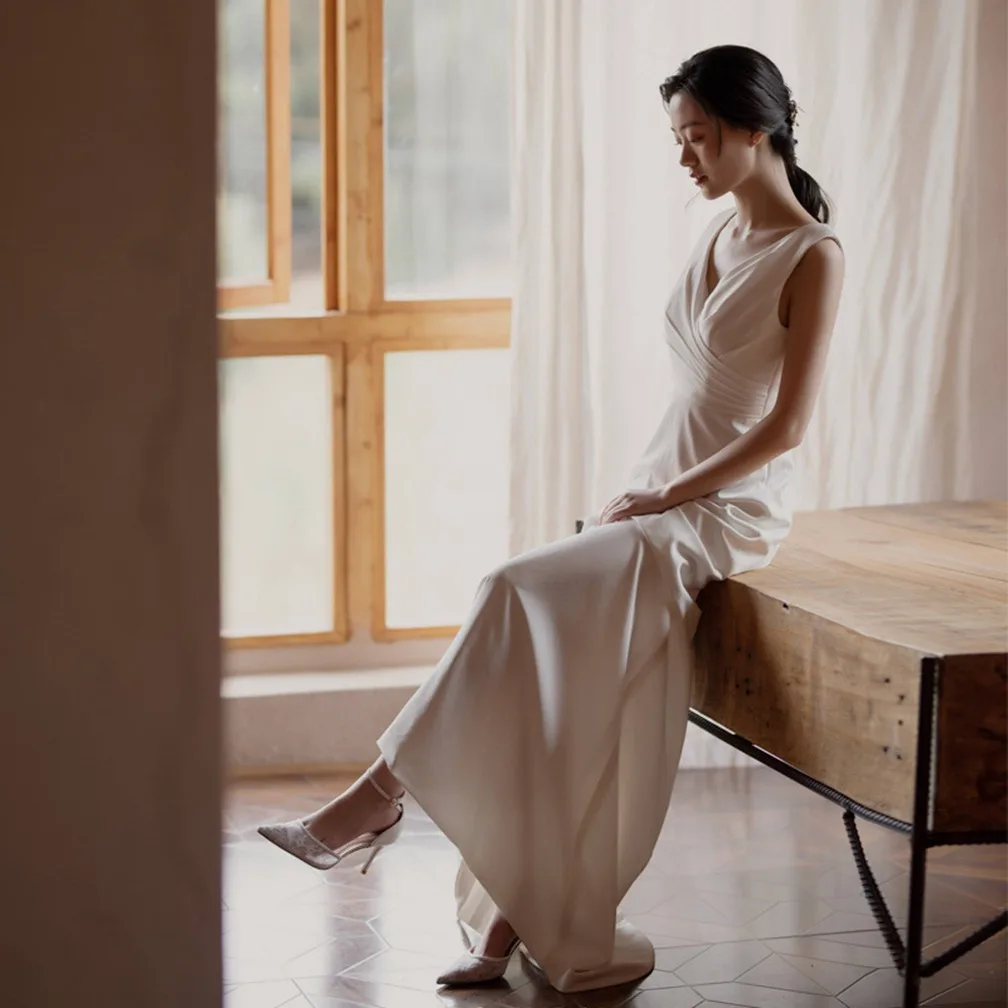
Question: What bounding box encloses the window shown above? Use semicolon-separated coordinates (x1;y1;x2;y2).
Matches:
383;0;512;300
217;0;291;308
217;0;512;649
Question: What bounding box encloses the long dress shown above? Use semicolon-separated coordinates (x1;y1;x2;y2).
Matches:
377;209;841;993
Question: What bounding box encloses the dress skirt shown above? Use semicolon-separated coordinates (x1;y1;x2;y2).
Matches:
377;517;708;992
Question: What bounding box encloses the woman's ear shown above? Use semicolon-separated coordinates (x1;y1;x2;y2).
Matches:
750;131;767;148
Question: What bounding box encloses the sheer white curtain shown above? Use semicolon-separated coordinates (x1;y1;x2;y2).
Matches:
509;0;593;552
509;0;1006;766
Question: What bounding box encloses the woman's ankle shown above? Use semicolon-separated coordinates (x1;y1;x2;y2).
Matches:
366;759;405;801
477;915;517;957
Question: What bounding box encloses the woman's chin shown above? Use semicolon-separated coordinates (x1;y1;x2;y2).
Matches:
697;178;723;200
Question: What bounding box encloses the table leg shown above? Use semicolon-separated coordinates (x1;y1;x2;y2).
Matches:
904;656;940;1008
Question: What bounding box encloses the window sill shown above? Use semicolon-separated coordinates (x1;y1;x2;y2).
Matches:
223;666;432;778
222;665;756;778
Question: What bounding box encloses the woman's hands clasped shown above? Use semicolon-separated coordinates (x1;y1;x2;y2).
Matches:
598;486;679;525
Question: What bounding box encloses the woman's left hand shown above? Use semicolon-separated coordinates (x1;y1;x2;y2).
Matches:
598;486;678;525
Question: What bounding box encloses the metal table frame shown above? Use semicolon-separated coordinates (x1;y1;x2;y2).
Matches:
687;655;1007;1008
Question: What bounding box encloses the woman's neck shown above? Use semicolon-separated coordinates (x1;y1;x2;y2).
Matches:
730;160;809;234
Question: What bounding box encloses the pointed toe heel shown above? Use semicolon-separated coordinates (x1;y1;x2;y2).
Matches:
436;937;521;987
256;773;405;872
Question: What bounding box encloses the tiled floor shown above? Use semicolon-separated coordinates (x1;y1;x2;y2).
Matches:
224;767;1007;1008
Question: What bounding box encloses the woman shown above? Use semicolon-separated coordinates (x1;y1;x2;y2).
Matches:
259;44;845;993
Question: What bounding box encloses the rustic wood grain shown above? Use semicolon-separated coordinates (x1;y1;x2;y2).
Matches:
693;578;923;821
693;500;1008;832
934;652;1008;833
729;501;1008;655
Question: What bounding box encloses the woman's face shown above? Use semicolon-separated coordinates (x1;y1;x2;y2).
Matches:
666;92;759;200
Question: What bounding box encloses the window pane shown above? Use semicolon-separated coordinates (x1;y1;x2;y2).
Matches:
384;349;510;628
218;0;269;283
218;0;324;309
289;0;323;309
219;357;333;637
383;0;512;300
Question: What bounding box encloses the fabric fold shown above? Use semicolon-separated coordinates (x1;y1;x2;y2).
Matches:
378;522;686;991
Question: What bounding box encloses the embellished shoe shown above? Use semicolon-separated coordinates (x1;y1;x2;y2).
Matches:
436;935;522;986
256;774;404;873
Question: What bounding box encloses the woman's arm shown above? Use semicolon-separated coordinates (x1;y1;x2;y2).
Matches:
600;238;844;524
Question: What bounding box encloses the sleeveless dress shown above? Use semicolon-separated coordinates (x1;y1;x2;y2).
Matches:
377;209;841;993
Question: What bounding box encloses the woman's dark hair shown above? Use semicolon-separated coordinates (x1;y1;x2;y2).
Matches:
659;45;830;223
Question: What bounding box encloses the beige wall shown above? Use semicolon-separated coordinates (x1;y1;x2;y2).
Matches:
1;2;222;1005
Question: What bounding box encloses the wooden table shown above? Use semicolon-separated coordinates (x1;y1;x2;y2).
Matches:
690;500;1008;1008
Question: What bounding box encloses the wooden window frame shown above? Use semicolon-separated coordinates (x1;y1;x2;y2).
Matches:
219;0;511;649
217;0;293;310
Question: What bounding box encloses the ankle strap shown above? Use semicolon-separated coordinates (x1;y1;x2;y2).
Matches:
367;774;404;807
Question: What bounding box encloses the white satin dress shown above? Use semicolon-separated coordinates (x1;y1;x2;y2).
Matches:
377;209;841;993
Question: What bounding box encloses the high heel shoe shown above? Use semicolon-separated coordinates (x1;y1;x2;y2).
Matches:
256;774;404;873
435;935;522;986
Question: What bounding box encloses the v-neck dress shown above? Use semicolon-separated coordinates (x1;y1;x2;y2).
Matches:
377;208;841;994
617;209;840;627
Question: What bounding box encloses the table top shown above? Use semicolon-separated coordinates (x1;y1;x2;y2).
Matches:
734;500;1008;657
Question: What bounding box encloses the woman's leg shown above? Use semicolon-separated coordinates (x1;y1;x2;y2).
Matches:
300;756;404;850
301;754;520;957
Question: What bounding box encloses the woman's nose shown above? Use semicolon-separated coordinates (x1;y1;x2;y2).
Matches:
679;145;694;168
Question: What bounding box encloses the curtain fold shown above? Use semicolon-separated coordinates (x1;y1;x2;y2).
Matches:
508;0;592;555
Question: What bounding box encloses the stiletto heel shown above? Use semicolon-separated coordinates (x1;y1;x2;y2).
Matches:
359;812;402;874
257;774;405;872
436;935;522;986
